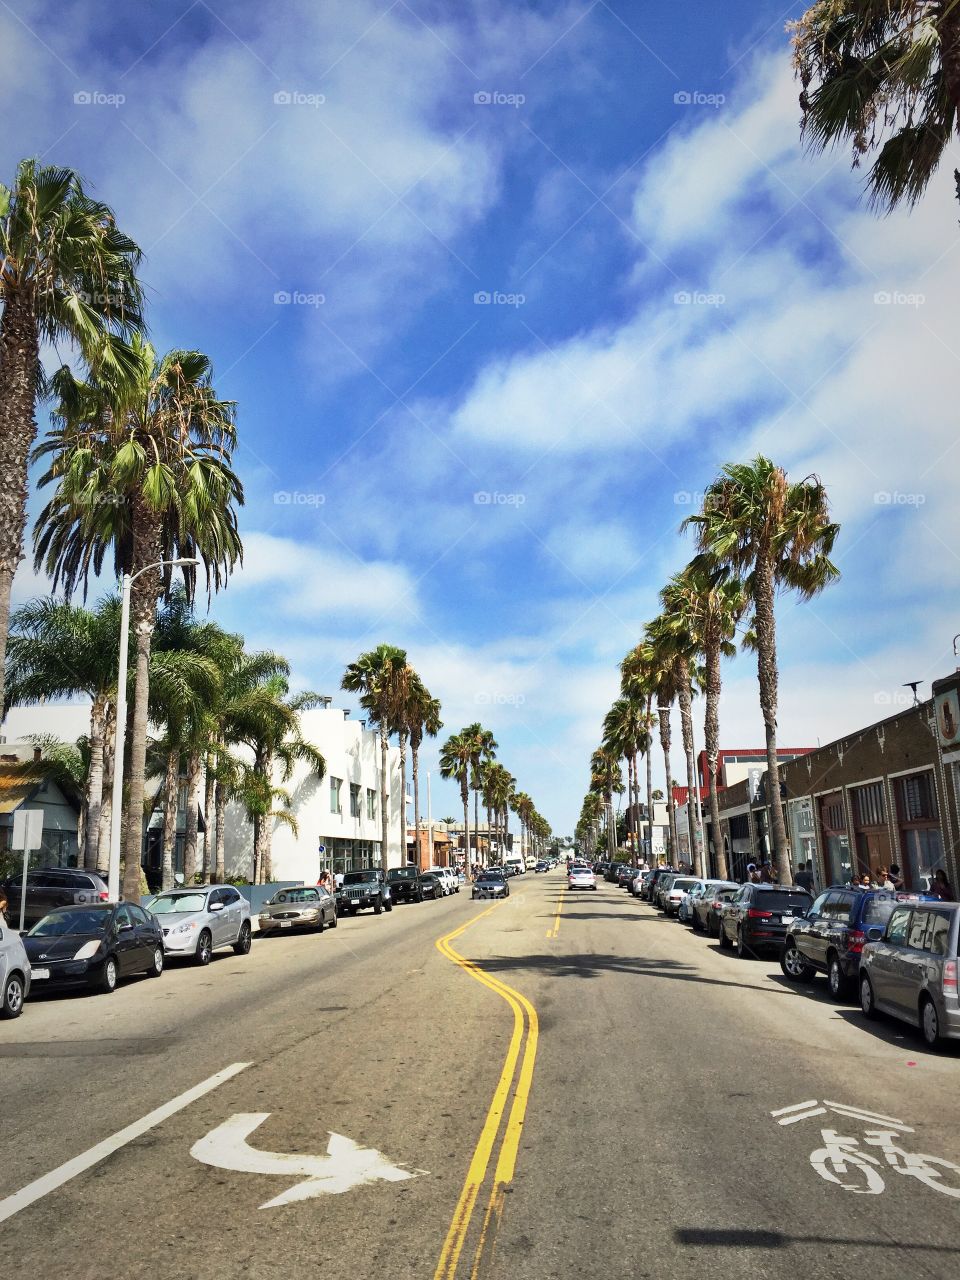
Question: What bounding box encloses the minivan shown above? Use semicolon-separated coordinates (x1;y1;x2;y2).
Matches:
859;902;960;1048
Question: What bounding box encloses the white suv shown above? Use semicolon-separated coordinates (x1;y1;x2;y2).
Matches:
427;867;458;895
1;922;30;1018
147;885;252;964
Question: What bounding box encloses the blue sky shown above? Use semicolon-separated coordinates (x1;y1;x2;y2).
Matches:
4;0;960;835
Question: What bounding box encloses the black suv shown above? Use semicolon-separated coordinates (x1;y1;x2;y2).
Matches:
386;866;424;904
718;882;813;957
336;868;393;916
780;885;922;998
2;866;110;929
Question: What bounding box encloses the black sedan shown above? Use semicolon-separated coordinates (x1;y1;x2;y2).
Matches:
418;873;445;900
22;902;165;994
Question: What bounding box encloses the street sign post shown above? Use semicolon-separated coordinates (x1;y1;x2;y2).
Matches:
12;809;43;933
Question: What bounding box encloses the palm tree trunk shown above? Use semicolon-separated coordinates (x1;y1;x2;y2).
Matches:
474;786;480;862
677;674;703;877
84;695;107;871
98;707;115;878
259;749;275;883
0;291;40;714
503;805;509;860
121;619;153;902
412;745;421;869
658;700;679;862
461;782;470;874
704;634;728;880
161;748;179;891
182;750;203;882
645;694;654;860
202;748;216;879
379;725;389;871
605;789;616;858
252;813;262;884
754;549;789;879
214;780;227;882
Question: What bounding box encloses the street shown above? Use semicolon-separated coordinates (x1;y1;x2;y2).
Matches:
2;873;959;1279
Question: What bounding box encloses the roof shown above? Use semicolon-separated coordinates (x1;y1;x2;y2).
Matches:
0;770;44;814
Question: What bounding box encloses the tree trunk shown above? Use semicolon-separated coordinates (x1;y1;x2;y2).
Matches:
412;744;421;868
161;748;179;891
605;789;616;858
182;749;203;882
252;813;261;885
645;694;654;860
474;786;480;862
98;705;115;877
677;672;703;877
939;4;960;119
0;290;40;714
202;748;216;879
121;620;153;903
380;725;389;871
704;631;728;880
258;749;275;883
214;780;227;882
85;695;108;871
503;805;510;860
658;701;679;862
462;781;469;874
398;729;408;867
753;548;789;879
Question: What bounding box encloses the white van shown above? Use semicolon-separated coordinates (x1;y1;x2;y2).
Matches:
503;855;524;876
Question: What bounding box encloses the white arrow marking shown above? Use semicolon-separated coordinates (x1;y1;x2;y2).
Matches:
190;1113;421;1208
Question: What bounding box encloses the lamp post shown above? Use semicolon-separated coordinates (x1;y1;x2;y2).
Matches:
426;770;433;869
107;557;200;902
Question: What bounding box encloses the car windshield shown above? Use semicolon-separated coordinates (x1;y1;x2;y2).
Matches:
757;890;811;911
269;889;317;904
478;874;503;882
29;909;108;937
389;868;419;880
672;879;698;891
342;872;376;885
862;897;903;926
150;892;208;914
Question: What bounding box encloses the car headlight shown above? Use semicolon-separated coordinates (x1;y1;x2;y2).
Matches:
171;921;198;936
74;940;102;961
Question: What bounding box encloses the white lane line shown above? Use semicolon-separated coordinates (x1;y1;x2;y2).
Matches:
777;1108;827;1125
0;1061;252;1224
770;1100;819;1116
824;1102;912;1131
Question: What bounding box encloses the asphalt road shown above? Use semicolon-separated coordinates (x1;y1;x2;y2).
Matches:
2;874;959;1279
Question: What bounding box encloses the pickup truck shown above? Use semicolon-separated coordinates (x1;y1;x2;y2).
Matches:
336;869;393;916
386;866;424;904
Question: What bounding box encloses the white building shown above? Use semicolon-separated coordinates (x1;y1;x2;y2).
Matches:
222;706;405;884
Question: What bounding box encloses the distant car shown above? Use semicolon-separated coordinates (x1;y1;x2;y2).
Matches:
860;902;960;1047
654;874;680;910
426;867;459;895
22;902;164;993
337;869;393;916
534;861;549;873
663;876;700;917
2;866;110;930
568;865;597;890
690;883;738;935
718;883;813;958
258;886;337;934
679;878;731;923
149;885;252;964
418;873;445;900
387;866;426;904
0;920;30;1018
781;885;922;998
472;871;509;900
645;868;677;905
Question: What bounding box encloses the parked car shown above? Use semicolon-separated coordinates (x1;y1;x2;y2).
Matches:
690;883;739;935
605;864;622;883
633;870;655;899
860;902;960;1047
23;902;164;993
654;874;680;910
568;865;597;890
616;865;637;890
386;866;426;904
149;885;253;964
680;879;734;924
718;883;813;957
418;873;445;900
645;867;677;905
258;886;337;934
0;921;30;1018
336;869;393;916
663;876;700;917
2;866;110;930
472;871;509;900
781;886;922;998
426;867;459;895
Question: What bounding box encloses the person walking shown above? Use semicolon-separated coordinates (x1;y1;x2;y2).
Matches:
888;863;905;892
931;868;954;901
795;860;814;893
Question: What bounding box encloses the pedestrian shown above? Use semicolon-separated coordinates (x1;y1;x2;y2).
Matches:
931;868;954;901
888;863;905;892
745;862;760;884
876;865;894;890
0;884;8;924
759;859;775;883
795;860;814;893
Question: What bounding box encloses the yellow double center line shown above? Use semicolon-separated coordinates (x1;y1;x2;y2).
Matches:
434;903;539;1280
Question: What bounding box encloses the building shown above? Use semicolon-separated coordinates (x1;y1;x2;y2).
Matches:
406;821;454;869
0;746;82;869
222;705;404;884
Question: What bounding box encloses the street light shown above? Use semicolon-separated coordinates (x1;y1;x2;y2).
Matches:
107;557;201;902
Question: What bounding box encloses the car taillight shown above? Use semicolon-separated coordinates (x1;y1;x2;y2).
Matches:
99;890;110;901
847;929;866;954
712;901;722;910
944;960;958;995
747;908;772;919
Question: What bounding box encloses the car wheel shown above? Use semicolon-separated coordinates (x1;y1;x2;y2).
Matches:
329;910;338;928
195;929;213;966
315;915;325;933
718;921;731;949
691;914;703;933
374;897;383;915
859;973;876;1019
416;891;424;903
146;945;164;977
233;921;252;954
781;943;813;982
736;928;750;959
828;954;850;1000
1;972;25;1019
921;996;942;1047
385;899;393;912
99;955;119;993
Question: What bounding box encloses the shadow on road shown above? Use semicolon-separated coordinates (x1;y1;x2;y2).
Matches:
676;1227;960;1255
474;951;793;995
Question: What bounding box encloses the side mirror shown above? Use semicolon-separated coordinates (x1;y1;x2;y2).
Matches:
209;902;225;913
867;926;883;941
118;922;133;932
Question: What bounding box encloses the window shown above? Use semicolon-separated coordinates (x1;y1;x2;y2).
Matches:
350;784;361;818
898;773;937;822
896;771;944;890
115;905;133;929
925;914;950;957
809;892;831;918
128;905;149;926
851;783;885;828
330;777;342;815
907;911;930;950
886;908;911;945
366;788;376;820
222;888;241;905
821;892;853;923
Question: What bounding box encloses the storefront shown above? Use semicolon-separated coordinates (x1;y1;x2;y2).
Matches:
817;791;852;886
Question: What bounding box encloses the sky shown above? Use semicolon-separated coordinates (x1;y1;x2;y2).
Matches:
4;0;960;837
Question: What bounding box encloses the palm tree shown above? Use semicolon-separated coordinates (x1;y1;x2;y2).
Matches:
483;762;515;861
439;730;473;870
791;2;960;210
0;160;144;710
627;636;682;863
512;790;535;861
620;646;658;861
5;596;120;870
589;749;623;859
405;676;442;868
342;645;410;871
603;695;651;862
33;339;243;902
686;456;839;879
465;723;497;861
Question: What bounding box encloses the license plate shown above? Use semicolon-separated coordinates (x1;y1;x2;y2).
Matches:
280;921;292;928
781;916;793;926
31;967;50;980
